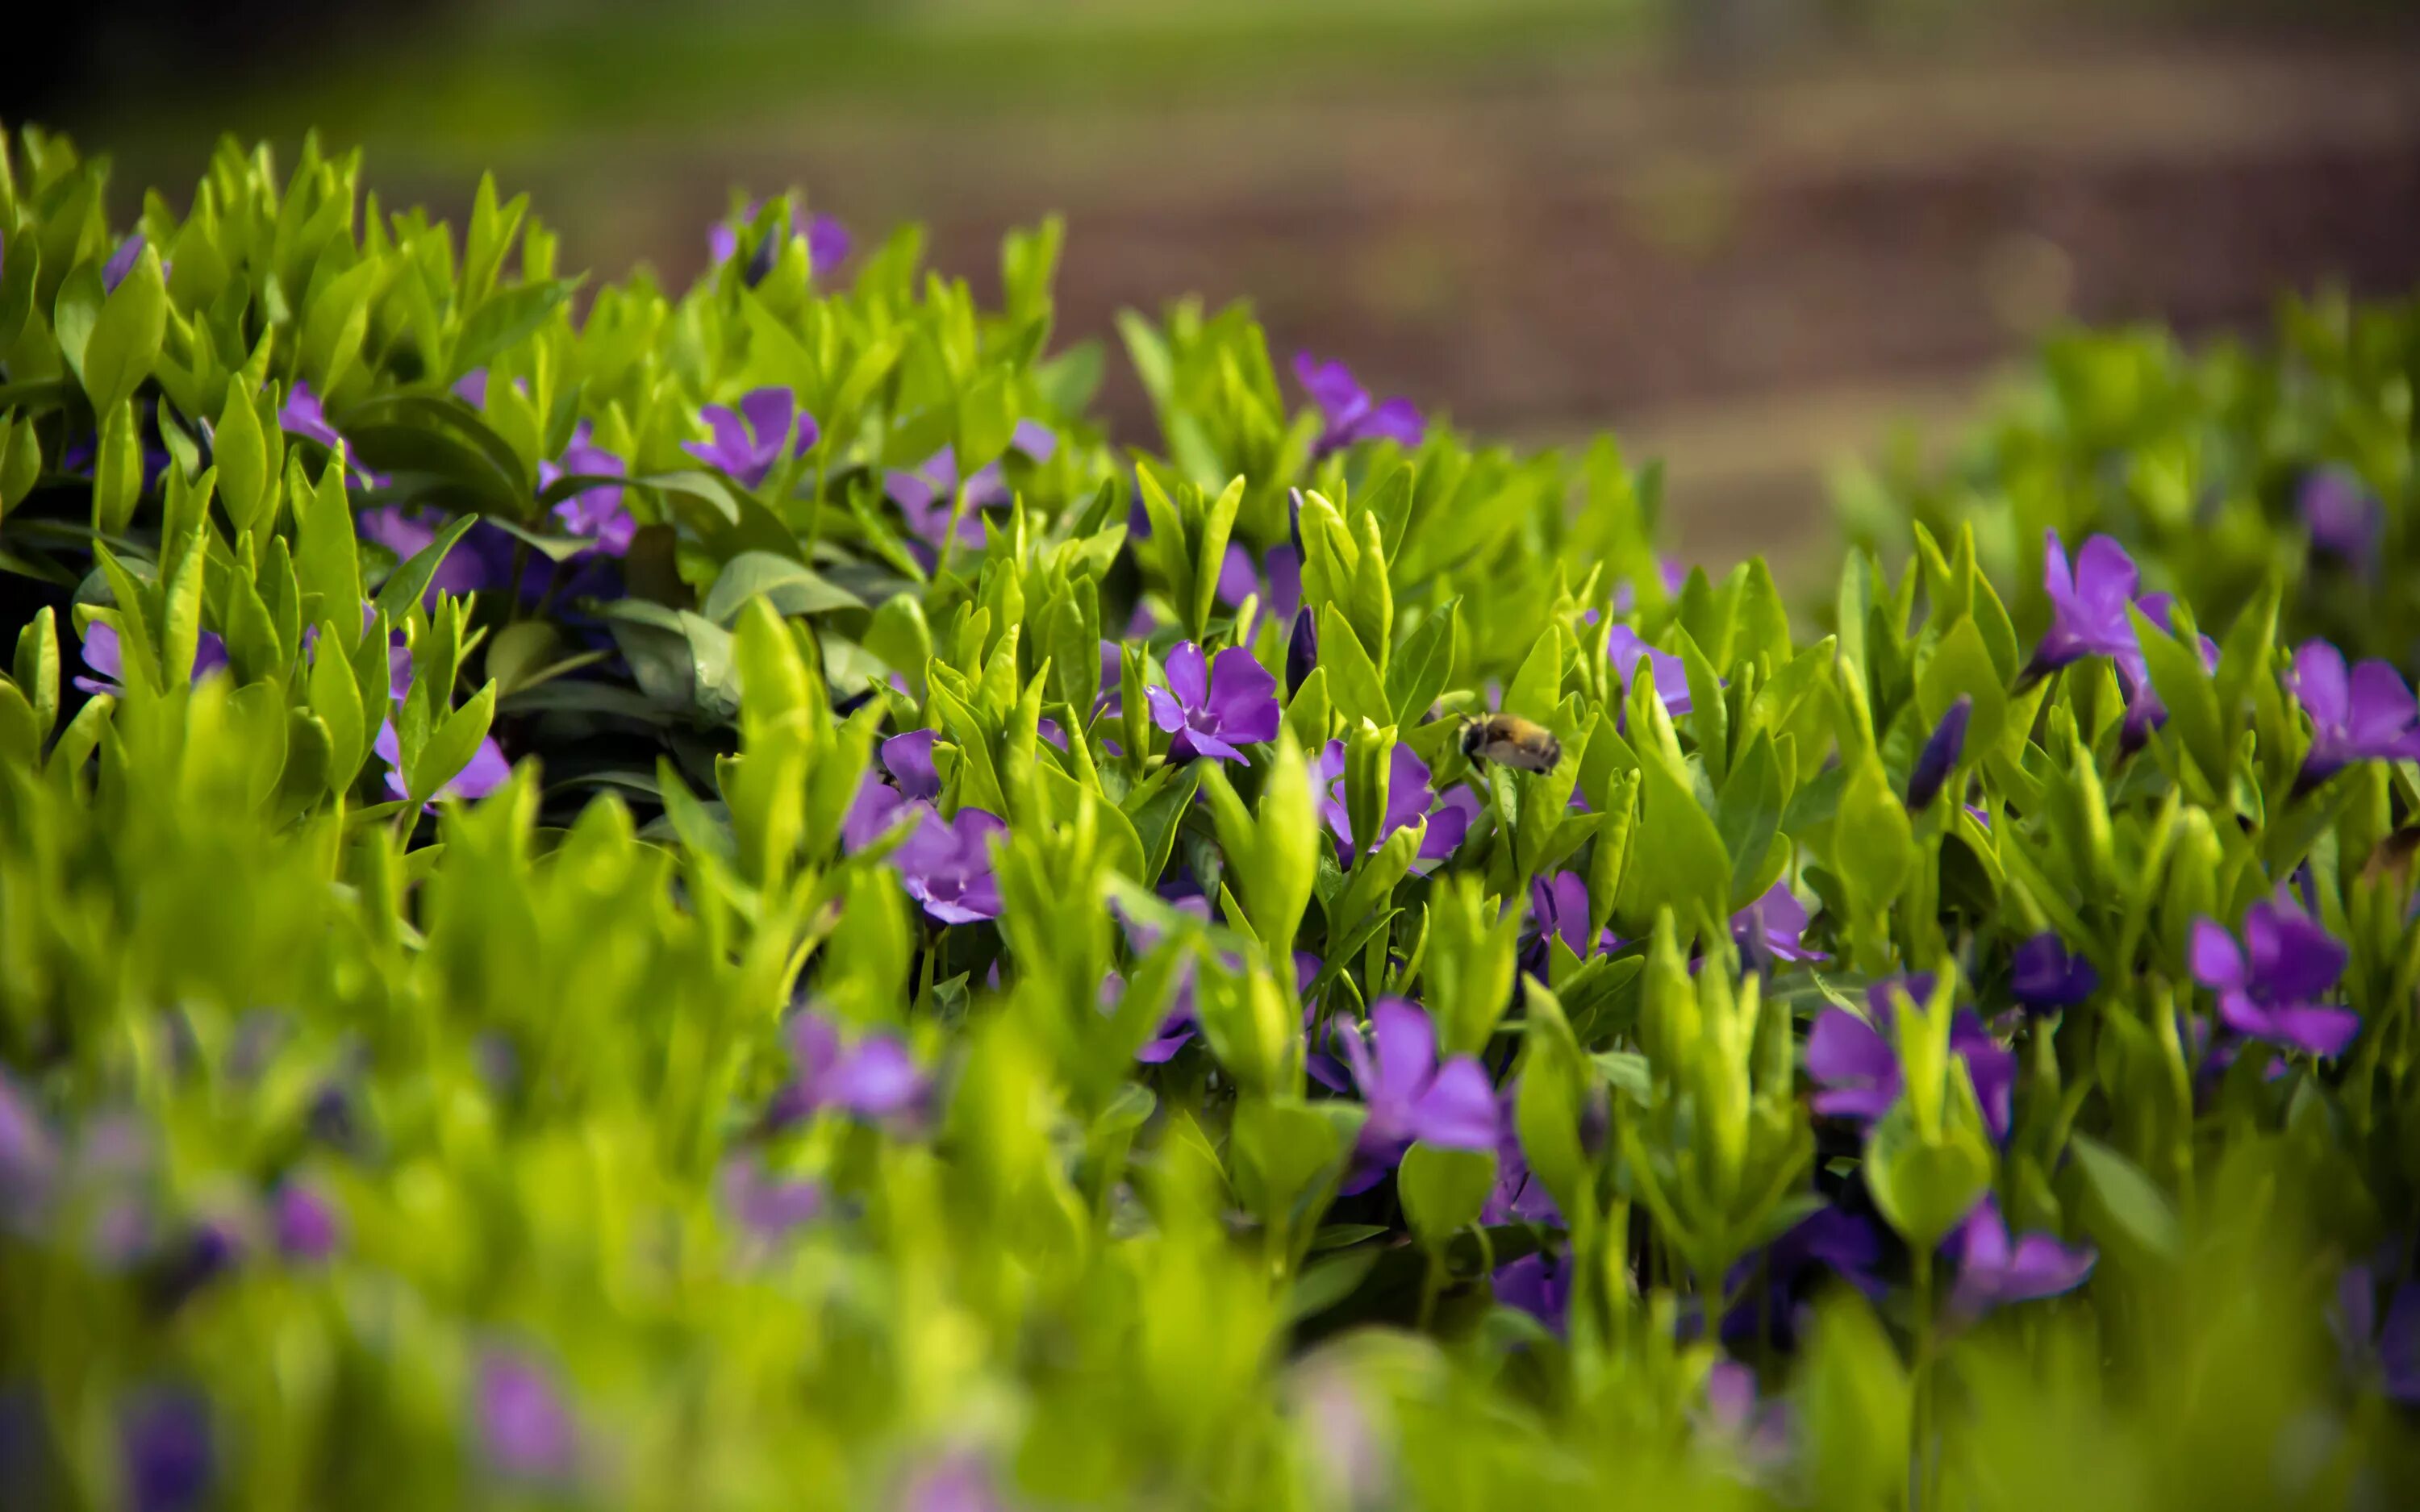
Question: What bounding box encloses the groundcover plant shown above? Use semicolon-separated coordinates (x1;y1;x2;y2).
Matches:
1835;294;2420;676
2;129;2419;1510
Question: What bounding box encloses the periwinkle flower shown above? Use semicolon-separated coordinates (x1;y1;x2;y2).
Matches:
707;203;851;281
374;639;512;805
1806;976;2015;1139
1721;1206;1885;1351
1702;1360;1793;1466
1296;351;1425;457
890;420;1058;554
102;234;148;293
769;1010;928;1126
1492;1249;1573;1332
2289;639;2420;789
1145;642;1281;764
146;1218;243;1314
719;1156;827;1243
2010;932;2097;1012
2028;531;2140;675
1730;882;1825;968
1287;606;1318;698
1336;999;1499;1193
272;1182;340;1262
1606;623;1692;714
1905;696;1970;810
842;730;945;852
478;1348;578;1480
682;387;818;488
895;807;1008;924
2301;468;2383;564
542;423;634;556
356;506;501;602
2335;1264;2420;1405
2116;594;2218;754
2189;899;2358;1058
898;1450;1004;1512
119;1387;213;1512
1312;740;1479;874
1529;871;1617;965
73;622;229;698
1944;1195;2096;1318
1106;894;1224;1063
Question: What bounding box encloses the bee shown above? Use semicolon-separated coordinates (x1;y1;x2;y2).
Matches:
1460;714;1563;774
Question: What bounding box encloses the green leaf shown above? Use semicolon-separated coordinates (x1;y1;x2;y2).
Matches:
703;551;866;625
309;628;368;790
1191;475;1245;639
1317;605;1389;730
407;681;499;804
1864;1102;1993;1251
1917;617;2009;760
14;608;60;745
373;514;478;619
1616;738;1730;937
450;278;578;379
2130;603;2227;794
1503;623;1563;723
1385;599;1458;727
2068;1131;2182;1267
78;245;167;415
1399;1142;1497;1247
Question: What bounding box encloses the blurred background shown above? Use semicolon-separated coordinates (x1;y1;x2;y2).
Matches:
12;0;2420;575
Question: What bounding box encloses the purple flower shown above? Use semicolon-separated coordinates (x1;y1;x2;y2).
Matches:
1730;883;1825;968
2030;531;2142;673
1806;977;2015;1139
894;807;1007;925
1722;1206;1885;1350
1336;999;1499;1193
1295;352;1425;457
1312;740;1479;874
2290;639;2420;787
1145;642;1281;764
272;1182;340;1262
102;235;148;293
888;420;1057;556
0;1073;56;1230
542;423;633;556
377;638;513;805
277;379;344;453
682;388;818;488
1107;894;1225;1063
769;1010;928;1125
2301;468;2383;564
119;1387;213;1512
1286;606;1318;698
842;730;945;852
1944;1195;2096;1318
2336;1264;2420;1405
1606;624;1692;714
478;1348;578;1480
1905;696;1970;811
708;205;851;280
2116;594;2218;753
356;507;499;602
897;1451;1004;1512
1492;1250;1572;1331
1529;871;1617;964
2010;933;2097;1012
719;1156;827;1243
1702;1360;1793;1466
73;622;229;698
1481;1084;1571;1227
2189;899;2357;1057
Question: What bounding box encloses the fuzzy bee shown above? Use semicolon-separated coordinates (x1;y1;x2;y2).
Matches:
1459;714;1563;774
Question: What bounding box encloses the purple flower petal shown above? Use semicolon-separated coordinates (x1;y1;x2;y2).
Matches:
1409;1057;1500;1151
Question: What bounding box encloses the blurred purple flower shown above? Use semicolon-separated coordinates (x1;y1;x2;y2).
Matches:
1108;894;1222;1063
2290;639;2420;788
2117;594;2218;753
1703;1360;1793;1466
1493;1250;1572;1331
895;807;1008;924
1482;1088;1565;1227
1731;883;1825;968
73;621;228;698
2336;1265;2420;1405
2011;932;2097;1012
1337;999;1498;1193
1145;642;1280;764
2301;468;2383;563
708;204;851;280
356;506;498;602
478;1348;578;1481
1722;1206;1886;1351
2029;531;2140;674
1806;976;2014;1139
1608;559;1691;614
719;1156;827;1243
1528;871;1614;964
1945;1195;2096;1318
2189;899;2357;1058
1607;623;1692;714
120;1387;213;1512
890;420;1058;555
102;235;148;293
1312;740;1479;874
1905;696;1970;810
898;1451;1003;1512
272;1182;340;1262
683;388;817;488
769;1010;928;1126
1295;351;1425;457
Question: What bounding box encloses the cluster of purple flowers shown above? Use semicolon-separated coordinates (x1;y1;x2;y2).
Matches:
842;731;1008;925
